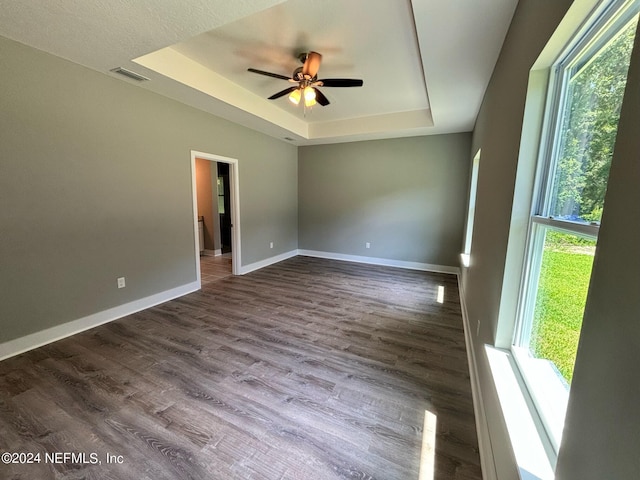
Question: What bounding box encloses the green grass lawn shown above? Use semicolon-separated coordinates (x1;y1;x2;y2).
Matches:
530;237;595;384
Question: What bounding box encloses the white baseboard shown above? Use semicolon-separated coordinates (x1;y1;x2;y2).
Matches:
457;276;496;480
0;281;199;362
238;250;298;275
298;249;460;274
236;249;459;276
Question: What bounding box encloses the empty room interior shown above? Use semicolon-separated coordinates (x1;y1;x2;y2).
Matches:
1;1;639;479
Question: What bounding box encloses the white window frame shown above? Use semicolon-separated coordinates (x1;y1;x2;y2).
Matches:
461;149;481;268
512;0;639;454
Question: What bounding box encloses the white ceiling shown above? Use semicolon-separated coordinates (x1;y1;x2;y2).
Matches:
0;0;518;145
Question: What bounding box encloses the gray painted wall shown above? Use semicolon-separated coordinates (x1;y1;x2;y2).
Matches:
462;0;640;478
0;35;297;343
462;1;571;477
298;135;471;267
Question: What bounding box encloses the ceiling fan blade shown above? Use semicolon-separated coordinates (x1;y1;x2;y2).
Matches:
268;86;298;100
313;88;330;106
319;78;364;87
302;51;322;78
248;68;292;81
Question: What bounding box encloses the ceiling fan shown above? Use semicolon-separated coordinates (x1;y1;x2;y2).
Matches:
248;51;363;107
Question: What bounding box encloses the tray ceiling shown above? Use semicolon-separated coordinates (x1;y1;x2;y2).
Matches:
0;0;518;145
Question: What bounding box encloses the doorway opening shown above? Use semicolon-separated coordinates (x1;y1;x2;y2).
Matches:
217;162;232;255
191;150;241;286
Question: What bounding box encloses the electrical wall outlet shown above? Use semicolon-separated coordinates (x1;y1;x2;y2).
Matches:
269;242;274;249
365;242;371;249
117;277;126;289
476;320;481;337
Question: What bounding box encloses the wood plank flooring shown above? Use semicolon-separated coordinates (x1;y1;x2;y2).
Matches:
0;256;481;480
200;253;232;284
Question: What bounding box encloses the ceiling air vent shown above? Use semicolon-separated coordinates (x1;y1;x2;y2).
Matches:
110;67;149;82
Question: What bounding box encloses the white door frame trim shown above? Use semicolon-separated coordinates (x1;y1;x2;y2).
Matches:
190;150;241;283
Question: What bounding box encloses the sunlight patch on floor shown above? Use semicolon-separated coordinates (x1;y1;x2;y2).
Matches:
436;285;445;304
418;410;437;480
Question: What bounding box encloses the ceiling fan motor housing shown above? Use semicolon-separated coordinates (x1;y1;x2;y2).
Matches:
293;67;305;82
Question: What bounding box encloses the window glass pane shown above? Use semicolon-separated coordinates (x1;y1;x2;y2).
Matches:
529;230;596;384
549;18;637;223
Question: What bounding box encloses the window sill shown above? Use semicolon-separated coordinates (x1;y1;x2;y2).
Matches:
484;345;556;480
511;347;568;449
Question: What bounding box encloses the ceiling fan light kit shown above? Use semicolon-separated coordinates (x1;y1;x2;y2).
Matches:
248;51;363;110
288;88;301;105
303;86;316;106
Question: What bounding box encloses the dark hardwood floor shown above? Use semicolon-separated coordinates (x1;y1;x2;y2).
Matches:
0;256;481;480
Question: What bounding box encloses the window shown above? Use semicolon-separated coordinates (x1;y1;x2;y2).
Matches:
461;149;480;268
513;0;638;451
